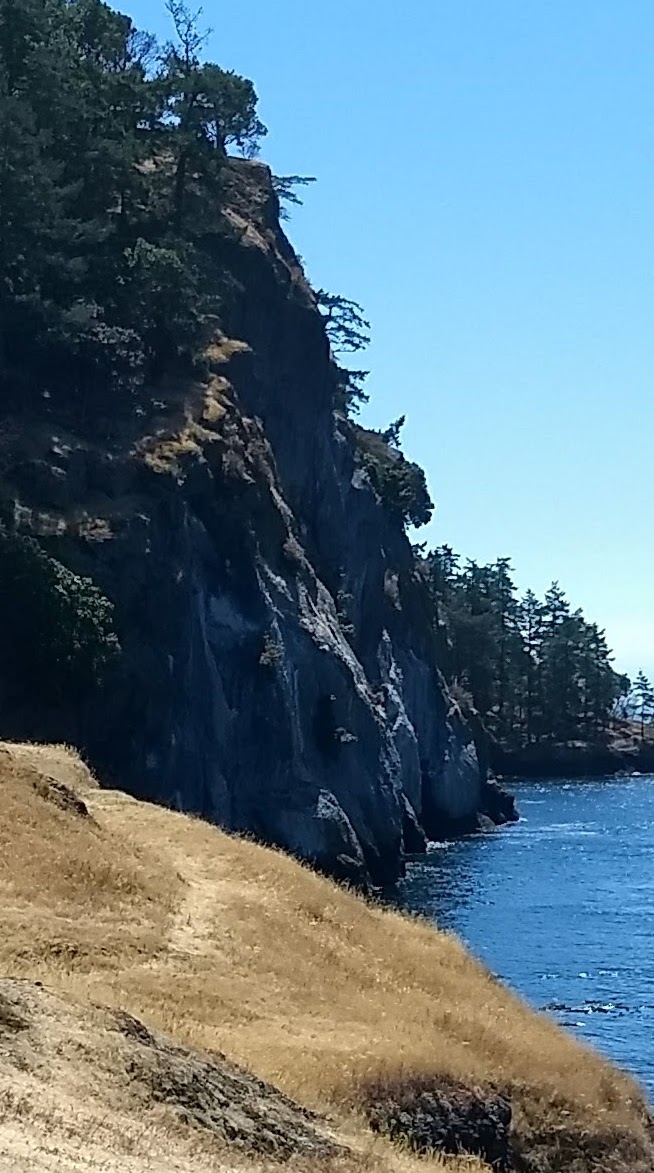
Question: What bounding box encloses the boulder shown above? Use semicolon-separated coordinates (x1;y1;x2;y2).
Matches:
482;779;519;825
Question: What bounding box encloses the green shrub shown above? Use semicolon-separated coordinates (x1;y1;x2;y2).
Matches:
259;632;282;669
0;531;120;702
354;427;433;529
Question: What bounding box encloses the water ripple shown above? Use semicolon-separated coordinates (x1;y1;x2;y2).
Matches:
394;775;654;1100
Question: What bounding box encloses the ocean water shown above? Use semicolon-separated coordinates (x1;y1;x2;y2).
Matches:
394;776;654;1100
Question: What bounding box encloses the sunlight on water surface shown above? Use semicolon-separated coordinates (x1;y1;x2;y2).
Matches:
394;776;654;1099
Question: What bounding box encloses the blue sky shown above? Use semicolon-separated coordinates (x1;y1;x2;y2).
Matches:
126;0;654;679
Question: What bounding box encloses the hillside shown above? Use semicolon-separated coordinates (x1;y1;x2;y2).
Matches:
1;741;653;1172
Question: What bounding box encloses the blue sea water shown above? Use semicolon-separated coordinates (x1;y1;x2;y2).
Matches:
394;776;654;1100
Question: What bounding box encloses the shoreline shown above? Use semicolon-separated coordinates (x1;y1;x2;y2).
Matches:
491;742;654;781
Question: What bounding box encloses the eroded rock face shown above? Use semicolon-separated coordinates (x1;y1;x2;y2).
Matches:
0;160;490;886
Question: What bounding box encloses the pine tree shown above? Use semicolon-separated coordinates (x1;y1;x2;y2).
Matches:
316;290;371;355
632;671;654;742
271;173;316;220
0;0;64;376
517;588;544;743
159;0;266;230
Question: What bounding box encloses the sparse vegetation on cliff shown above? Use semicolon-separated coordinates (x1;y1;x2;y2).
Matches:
0;529;120;700
354;424;434;529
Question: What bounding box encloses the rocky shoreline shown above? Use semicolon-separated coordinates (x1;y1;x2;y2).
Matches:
491;740;654;780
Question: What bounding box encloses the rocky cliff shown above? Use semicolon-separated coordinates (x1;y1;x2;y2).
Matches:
0;161;495;886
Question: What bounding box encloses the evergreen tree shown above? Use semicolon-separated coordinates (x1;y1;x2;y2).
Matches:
380;416;406;448
334;367;370;415
517;588;544;743
315;289;371;416
271;173;316;220
159;1;265;230
631;671;654;741
316;289;371;355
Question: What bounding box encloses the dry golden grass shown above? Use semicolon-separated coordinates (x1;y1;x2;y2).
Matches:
0;746;176;980
0;741;652;1172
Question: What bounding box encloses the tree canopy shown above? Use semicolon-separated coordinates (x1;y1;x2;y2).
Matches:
0;0;266;419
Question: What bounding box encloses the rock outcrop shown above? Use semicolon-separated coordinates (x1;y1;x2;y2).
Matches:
365;1076;512;1169
0;161;499;886
0;979;344;1160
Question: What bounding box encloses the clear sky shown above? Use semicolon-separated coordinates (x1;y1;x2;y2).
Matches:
126;0;654;679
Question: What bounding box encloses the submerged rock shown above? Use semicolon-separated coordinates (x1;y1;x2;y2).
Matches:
482;779;519;825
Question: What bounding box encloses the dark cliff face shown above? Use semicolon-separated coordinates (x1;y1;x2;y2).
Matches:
0;161;485;886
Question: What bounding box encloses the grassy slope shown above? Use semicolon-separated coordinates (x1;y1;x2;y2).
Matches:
0;743;652;1173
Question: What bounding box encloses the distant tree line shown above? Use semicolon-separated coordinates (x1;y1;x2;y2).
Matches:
424;546;629;748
